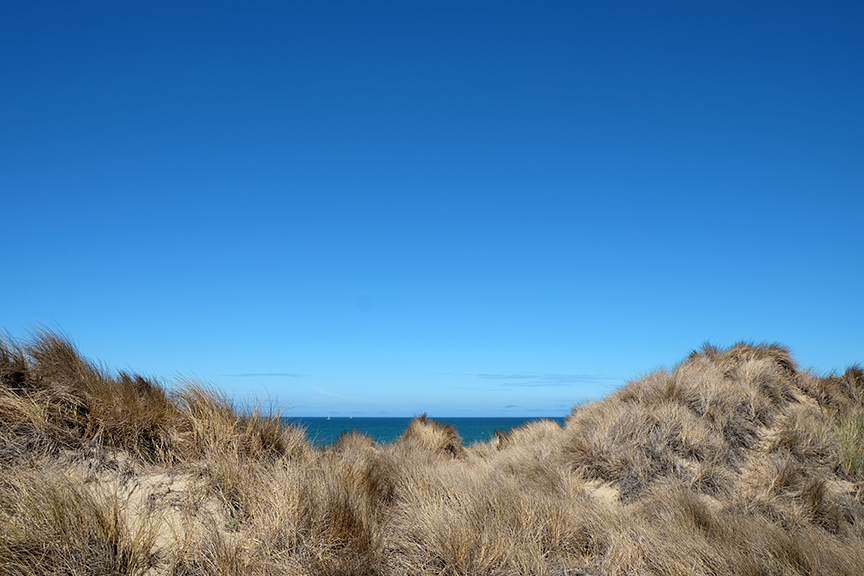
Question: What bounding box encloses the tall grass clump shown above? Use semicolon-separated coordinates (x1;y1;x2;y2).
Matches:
0;464;157;576
392;413;465;459
0;330;179;463
838;410;864;478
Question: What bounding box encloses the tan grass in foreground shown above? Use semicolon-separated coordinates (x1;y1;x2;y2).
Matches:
1;332;863;575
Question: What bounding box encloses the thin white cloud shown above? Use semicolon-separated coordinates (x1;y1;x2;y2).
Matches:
222;372;306;378
471;372;620;387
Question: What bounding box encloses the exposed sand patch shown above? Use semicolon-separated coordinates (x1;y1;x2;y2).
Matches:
63;453;228;574
585;479;620;506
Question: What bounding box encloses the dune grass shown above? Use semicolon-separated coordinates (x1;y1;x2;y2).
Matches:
0;464;157;576
1;331;863;575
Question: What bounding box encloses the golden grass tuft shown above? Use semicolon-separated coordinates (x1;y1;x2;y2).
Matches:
0;463;157;575
393;413;465;459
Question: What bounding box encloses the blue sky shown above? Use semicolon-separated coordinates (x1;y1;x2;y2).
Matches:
2;1;862;416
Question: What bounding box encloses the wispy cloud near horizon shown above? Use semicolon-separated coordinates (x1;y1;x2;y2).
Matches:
222;373;307;378
471;372;621;388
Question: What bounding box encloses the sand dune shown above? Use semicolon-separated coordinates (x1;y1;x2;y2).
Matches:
2;333;862;574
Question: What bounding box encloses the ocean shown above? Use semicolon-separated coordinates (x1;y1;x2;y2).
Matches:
282;416;566;448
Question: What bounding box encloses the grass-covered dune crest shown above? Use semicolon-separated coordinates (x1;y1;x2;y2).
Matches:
1;331;863;575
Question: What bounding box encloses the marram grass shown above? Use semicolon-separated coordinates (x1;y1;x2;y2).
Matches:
1;332;863;575
839;411;864;477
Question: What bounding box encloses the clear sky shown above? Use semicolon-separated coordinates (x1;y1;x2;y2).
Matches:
2;1;862;417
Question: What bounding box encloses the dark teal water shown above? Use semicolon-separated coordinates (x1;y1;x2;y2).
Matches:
282;417;565;448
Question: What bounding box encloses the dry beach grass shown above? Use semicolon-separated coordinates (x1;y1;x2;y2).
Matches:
1;332;863;575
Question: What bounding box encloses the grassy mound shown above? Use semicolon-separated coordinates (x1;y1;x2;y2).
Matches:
1;332;862;575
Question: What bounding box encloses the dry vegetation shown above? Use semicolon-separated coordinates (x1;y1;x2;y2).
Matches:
1;331;863;575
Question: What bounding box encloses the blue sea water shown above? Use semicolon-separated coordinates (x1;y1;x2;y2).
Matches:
281;416;566;448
